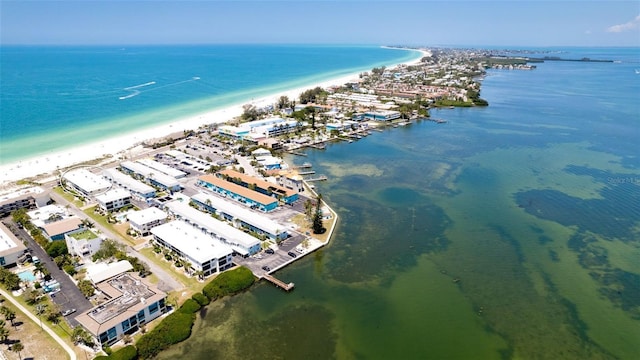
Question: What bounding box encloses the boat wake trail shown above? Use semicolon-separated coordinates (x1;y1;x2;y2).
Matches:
119;81;156;100
118;78;200;100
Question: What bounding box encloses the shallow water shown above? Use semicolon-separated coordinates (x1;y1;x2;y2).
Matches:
159;48;640;359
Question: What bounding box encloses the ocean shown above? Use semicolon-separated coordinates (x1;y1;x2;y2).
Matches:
155;47;640;360
0;45;419;164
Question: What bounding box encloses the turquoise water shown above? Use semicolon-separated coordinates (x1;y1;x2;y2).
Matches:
158;47;640;359
0;45;420;164
18;270;36;282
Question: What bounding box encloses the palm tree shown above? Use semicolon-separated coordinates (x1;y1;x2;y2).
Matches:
10;341;23;359
1;307;16;328
0;325;8;344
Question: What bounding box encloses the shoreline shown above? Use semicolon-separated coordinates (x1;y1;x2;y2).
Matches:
0;47;427;184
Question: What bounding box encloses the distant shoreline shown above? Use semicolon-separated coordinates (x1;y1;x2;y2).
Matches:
0;47;426;184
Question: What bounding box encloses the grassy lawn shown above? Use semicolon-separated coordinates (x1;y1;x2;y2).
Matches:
82;206;144;247
52;186;84;208
0;297;70;360
139;248;205;300
3;290;84;360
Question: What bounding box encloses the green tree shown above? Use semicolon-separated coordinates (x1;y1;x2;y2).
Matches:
46;240;68;258
77;280;95;298
0;323;8;344
312;193;326;234
0;306;16;328
92;239;125;262
277;95;290;110
10;341;23;359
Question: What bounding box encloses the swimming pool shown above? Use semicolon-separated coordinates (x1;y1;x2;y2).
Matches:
18;270;36;282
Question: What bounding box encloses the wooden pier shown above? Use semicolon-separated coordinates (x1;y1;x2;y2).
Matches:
298;170;316;175
264;274;295;291
305;175;327;182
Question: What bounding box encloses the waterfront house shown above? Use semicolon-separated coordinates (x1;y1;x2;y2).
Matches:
151;219;235;274
75;272;167;347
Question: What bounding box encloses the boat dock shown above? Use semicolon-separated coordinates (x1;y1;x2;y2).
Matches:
289;151;307;156
298;170;316;175
263;274;295;291
427;118;447;124
305;175;327;182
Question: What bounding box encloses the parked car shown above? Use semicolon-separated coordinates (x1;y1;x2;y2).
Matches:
287;252;297;258
61;308;76;316
265;248;274;254
261;266;270;271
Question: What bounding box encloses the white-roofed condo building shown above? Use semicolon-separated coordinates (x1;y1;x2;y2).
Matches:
96;188;132;213
120;161;181;192
127;207;168;236
136;158;187;179
63;168;112;198
151;220;234;277
103;168;156;200
191;192;288;241
0;223;28;267
165;200;261;257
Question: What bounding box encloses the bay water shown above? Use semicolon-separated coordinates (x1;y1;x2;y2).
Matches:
158;48;640;359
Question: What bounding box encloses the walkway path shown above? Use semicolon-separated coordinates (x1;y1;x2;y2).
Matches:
0;288;77;360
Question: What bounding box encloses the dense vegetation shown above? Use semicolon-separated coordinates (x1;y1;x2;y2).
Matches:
299;86;327;104
202;266;255;300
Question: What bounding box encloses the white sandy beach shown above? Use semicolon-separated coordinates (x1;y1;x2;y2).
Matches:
0;49;428;184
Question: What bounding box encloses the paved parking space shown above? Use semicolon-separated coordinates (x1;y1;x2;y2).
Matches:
234;233;307;277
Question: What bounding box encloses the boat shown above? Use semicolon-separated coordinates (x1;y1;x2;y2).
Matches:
635;69;640;74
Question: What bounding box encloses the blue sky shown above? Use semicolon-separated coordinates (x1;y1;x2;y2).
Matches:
1;1;639;46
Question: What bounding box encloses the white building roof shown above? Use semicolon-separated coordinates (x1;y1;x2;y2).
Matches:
95;188;131;204
0;223;25;254
165;200;260;255
27;204;70;224
63;169;112;194
103;168;156;195
191;192;284;236
120;161;180;189
127;207;167;226
0;186;46;205
136;158;187;179
86;260;134;284
151;220;233;263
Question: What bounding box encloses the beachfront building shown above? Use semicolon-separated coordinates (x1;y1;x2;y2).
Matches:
127;207;168;236
165;200;261;256
0;186;50;217
218;169;299;204
136;158;187;179
63;169;112;198
0;223;28;267
218;117;300;140
363;110;401;121
151;220;234;276
191;192;288;241
96;188;132;213
120;161;181;192
75;273;167;347
103;168;156;200
197;174;279;212
64;228;104;259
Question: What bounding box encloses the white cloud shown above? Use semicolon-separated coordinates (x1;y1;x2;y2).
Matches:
606;14;640;33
